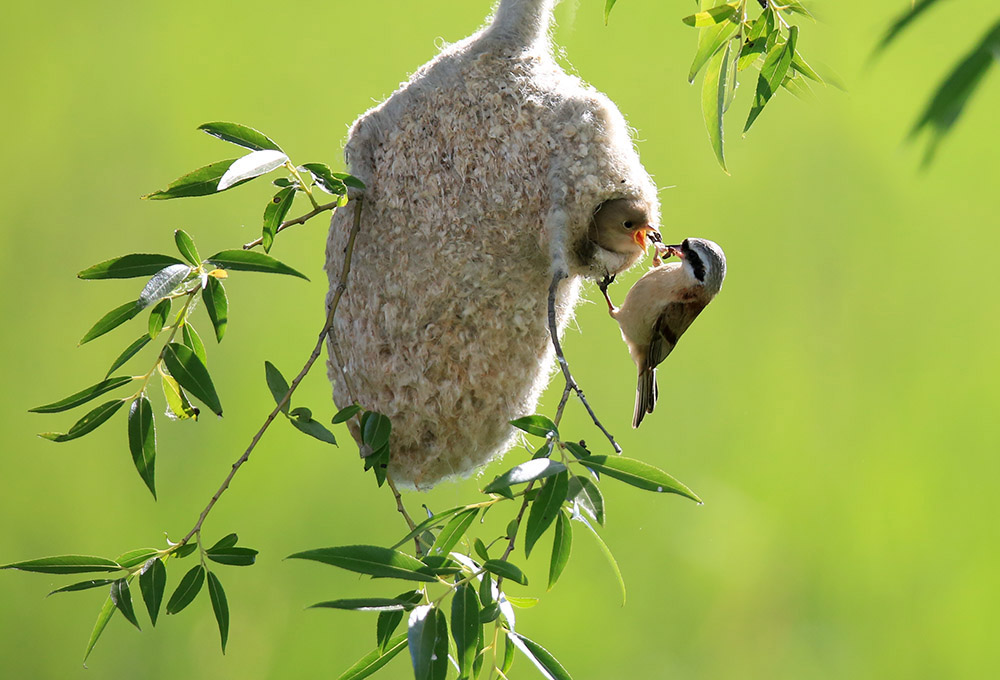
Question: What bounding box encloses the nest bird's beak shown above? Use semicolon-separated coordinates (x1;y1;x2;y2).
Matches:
631;224;654;252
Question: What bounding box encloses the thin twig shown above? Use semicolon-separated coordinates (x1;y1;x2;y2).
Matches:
242;200;341;250
173;197;365;549
547;270;622;453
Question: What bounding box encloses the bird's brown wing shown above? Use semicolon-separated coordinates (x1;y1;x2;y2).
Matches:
633;299;707;428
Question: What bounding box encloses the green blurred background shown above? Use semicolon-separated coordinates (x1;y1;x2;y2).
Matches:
2;1;998;677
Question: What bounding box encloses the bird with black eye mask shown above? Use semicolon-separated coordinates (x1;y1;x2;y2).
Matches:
604;238;727;428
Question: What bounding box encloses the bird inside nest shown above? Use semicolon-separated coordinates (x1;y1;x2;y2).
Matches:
605;238;727;428
579;197;661;289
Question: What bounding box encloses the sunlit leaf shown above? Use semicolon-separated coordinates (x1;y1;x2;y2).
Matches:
548;509;573;590
524;472;569;558
483;559;528;586
288;545;437;582
198;121;283;152
427;508;479;558
202;276;229;342
147;299;170;339
143;159;240;200
262;186;296;252
451;583;480;678
161;372;199;420
483;459;567;494
30;376;133;414
114;549;158;569
300;162;348;196
688;3;740;82
163;342;222;416
106;334;152;377
572;514;625;604
702;41;732;173
376;591;423;652
206;249;308;280
83;593;116;662
682;4;737;27
506;632;574;680
390;505;466;550
604;0;617;25
578;455;701;502
745;26;797;133
181;323;208;366
217;149;288;191
78;254;185;280
338;633;409;680
566;476;605;526
110;578;140;630
173;229;201;266
407;605;448;680
39;399;126;442
80;301;142;345
509;415;558;438
311;597;421;612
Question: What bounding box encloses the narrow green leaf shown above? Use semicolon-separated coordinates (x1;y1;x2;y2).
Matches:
791;48;823;83
390;505;467;550
290;414;338;445
876;0;943;54
83;593;116;662
30;376;133;414
332;404;362;424
578;455;701;502
147;299;170;339
143;159;243;199
688;5;740;82
161;373;199;420
566;476;605;526
362;411;392;451
603;0;617;25
127;397;156;498
0;555;121;574
209;533;238;551
332;172;366;190
48;579;115;596
502;634;516;674
173;229;201;266
39;399;126;443
172;542;198;559
181;323;208;366
377;591;423;652
428;508;479;558
205;546;258;567
138;264;190;309
262;187;295;252
408;605;448;680
702;40;731;172
198;121;283;152
110;578;140;630
507;632;574;680
300;162;347;196
473;538;490;563
106;334;151;377
483;560;528;586
114;549;158;569
264;361;291;413
338;633;409;680
509;415;558;438
682;4;737;27
288;545;437;582
139;558;166;626
162;342;222;416
273;177;297;188
80;301;142;345
548;510;573;590
78;254;185;280
206;249;308;280
745;26;797;133
483;459;566;494
202;277;229;342
572;514;625;604
452;583;480;678
217;149;288;191
780;1;814;19
479;572;493;608
781;73;814;100
311;597;421;612
524;472;569;558
207;571;230;653
165;564;205;615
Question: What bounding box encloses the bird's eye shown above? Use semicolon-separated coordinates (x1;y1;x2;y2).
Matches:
623;220;634;229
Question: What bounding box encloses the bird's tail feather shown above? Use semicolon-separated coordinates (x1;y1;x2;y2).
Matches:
633;367;657;428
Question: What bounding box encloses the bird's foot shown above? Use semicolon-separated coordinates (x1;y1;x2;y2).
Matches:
598;274;618;316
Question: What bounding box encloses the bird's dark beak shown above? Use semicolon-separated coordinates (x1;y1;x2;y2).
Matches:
662;243;684;259
647;229;662;244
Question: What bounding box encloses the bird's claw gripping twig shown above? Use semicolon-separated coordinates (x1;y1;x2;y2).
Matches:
548;270;622;453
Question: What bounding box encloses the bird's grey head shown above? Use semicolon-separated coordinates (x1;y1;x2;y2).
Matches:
680;238;726;295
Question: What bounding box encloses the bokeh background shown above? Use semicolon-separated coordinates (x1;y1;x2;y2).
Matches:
1;1;998;678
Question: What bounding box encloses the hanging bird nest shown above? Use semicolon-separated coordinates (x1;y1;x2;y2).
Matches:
326;0;660;488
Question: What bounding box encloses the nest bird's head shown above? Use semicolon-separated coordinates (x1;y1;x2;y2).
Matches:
664;238;727;295
589;197;659;257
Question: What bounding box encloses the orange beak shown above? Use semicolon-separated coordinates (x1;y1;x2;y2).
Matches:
631;225;656;252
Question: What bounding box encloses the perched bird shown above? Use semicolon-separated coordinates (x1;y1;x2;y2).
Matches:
607;238;727;428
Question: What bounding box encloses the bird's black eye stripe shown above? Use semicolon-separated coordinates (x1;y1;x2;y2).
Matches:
687;248;706;282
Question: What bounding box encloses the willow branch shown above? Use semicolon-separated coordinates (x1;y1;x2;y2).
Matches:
242;199;342;250
174;197;365;548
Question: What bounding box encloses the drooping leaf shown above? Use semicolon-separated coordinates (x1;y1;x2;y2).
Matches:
127;397;157;498
483;560;528;586
310;597;422;612
702;41;732;173
604;0;617;25
290;411;338;445
205;546;258;567
162;342;222;416
509;415;559;438
427;508;479;558
288;545;437;582
264;361;291;413
106;334;152;377
83;593;116;662
262;186;296;252
524;472;569;558
548;509;573;590
207;571;230;653
217;149;289;191
30;376;133;414
206;249;308;280
172;542;198;559
80;301;142;345
147;299;170;339
39;399;126;443
173;229;201;266
688;2;741;82
181;323;208;366
483;459;566;494
377;591;423;652
198;121;283;152
332;172;366;190
300;162;348;196
2;554;121;574
745;26;798;133
507;632;574;680
338;633;409;680
143;159;240;199
407;605;448;680
139;558;166;626
502;633;516;674
110;578;140;630
566;476;605;526
451;583;480;679
161;372;199;420
202;276;229;342
332;404;362;424
113;549;158;569
572;514;625;604
791;48;824;84
78;254;185;280
682;3;737;27
165;564;205;615
48;579;116;596
473;538;490;563
578;455;702;502
390;505;467;550
138;264;191;310
362;411;392;451
876;0;945;55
